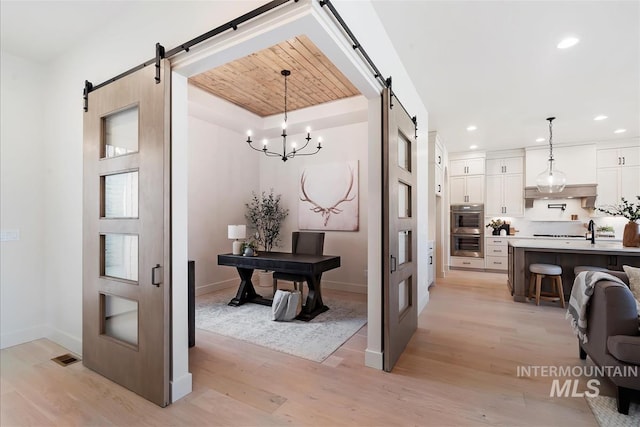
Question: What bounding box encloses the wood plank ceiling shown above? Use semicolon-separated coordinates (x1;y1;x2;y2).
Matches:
189;35;361;117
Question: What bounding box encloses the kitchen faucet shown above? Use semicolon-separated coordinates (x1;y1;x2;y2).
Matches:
587;220;595;244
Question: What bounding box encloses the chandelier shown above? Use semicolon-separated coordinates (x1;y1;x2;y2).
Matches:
536;117;567;193
245;69;322;162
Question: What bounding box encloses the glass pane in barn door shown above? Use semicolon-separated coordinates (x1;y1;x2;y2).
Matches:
102;294;139;346
101;234;139;282
102;106;139;158
102;171;139;218
382;88;418;372
83;60;170;407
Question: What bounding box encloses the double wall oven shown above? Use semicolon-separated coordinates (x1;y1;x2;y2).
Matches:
450;204;484;258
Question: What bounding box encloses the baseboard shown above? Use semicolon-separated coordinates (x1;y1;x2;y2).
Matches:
0;324;45;350
44;325;82;356
171;372;193;402
195;278;238;296
364;349;383;370
322;280;367;294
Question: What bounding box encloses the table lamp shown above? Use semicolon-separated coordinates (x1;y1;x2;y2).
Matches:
228;225;246;255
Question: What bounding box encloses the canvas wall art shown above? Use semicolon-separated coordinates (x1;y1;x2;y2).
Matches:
298;161;359;231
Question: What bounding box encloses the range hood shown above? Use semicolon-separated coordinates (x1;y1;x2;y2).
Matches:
524;184;597;209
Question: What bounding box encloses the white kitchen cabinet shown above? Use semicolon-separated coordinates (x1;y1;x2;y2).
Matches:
596;166;640;206
485;155;524;216
597;146;640;168
486;174;524;216
435;165;443;196
435;143;444;168
485;237;508;271
486;157;523;175
450;157;484;176
596;144;640;209
450;175;484;204
450;256;484;269
430;133;445;198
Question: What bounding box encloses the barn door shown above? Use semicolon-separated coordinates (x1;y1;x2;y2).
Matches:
382;87;418;372
82;61;171;406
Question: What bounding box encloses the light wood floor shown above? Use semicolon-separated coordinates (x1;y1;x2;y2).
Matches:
1;271;608;426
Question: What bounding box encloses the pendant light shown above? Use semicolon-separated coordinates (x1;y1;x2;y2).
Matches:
536;117;566;193
245;69;322;162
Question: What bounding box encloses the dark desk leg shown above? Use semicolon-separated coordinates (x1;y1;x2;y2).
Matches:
228;268;273;307
297;273;329;321
228;267;259;306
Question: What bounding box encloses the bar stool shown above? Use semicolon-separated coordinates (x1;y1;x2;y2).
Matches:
528;264;565;308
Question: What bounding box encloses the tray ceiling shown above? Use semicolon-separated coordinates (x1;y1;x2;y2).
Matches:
189;35;360;117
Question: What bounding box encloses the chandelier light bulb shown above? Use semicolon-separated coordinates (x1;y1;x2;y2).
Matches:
247;130;252;137
291;142;297;148
282;121;287;130
306;126;311;133
262;139;268;146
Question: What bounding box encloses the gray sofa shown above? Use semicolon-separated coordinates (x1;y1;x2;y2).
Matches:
577;270;640;414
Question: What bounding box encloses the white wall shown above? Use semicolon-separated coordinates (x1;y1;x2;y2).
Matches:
187;85;369;294
187;94;261;294
259;120;369;293
0;52;47;348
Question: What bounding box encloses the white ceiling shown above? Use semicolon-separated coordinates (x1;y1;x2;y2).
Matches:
371;0;640;153
2;1;638;153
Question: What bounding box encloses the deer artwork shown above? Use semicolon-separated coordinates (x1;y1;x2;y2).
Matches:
300;165;356;227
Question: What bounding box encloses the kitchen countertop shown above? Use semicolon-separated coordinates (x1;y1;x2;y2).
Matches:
508;239;640;253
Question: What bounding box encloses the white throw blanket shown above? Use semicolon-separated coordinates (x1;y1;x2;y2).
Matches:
566;271;626;343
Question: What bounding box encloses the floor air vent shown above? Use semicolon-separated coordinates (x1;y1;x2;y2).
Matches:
51;353;80;367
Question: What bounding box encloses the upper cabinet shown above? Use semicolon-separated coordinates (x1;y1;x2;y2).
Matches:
485;155;524;216
449;153;485;204
450;157;484;176
450;175;484;204
596;143;640;208
525;144;597;186
597;146;640;168
429;132;446;197
486;157;523;175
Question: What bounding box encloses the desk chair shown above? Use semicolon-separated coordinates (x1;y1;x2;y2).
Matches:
273;232;325;298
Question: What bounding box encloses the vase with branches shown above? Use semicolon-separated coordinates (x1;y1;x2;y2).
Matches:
596;196;640;247
245;190;289;252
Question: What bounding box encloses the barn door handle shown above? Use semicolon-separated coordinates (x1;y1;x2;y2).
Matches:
390;255;397;273
152;264;162;287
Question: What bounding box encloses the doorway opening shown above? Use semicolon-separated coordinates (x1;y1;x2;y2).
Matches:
185;34;370;363
169;0;387;399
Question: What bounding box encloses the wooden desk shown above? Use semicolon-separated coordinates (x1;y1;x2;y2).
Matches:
217;252;341;321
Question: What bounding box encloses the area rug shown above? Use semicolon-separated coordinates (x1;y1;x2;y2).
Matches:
195;291;367;362
586;395;640;427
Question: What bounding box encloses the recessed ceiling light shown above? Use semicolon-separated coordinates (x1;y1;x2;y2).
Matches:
594;115;608;121
535;137;545;142
466;125;477;131
557;37;579;49
469;145;478;150
614;128;627;134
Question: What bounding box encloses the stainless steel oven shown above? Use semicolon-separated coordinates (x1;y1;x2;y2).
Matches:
450;204;484;257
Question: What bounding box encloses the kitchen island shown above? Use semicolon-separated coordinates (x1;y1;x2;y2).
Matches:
508;239;640;302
